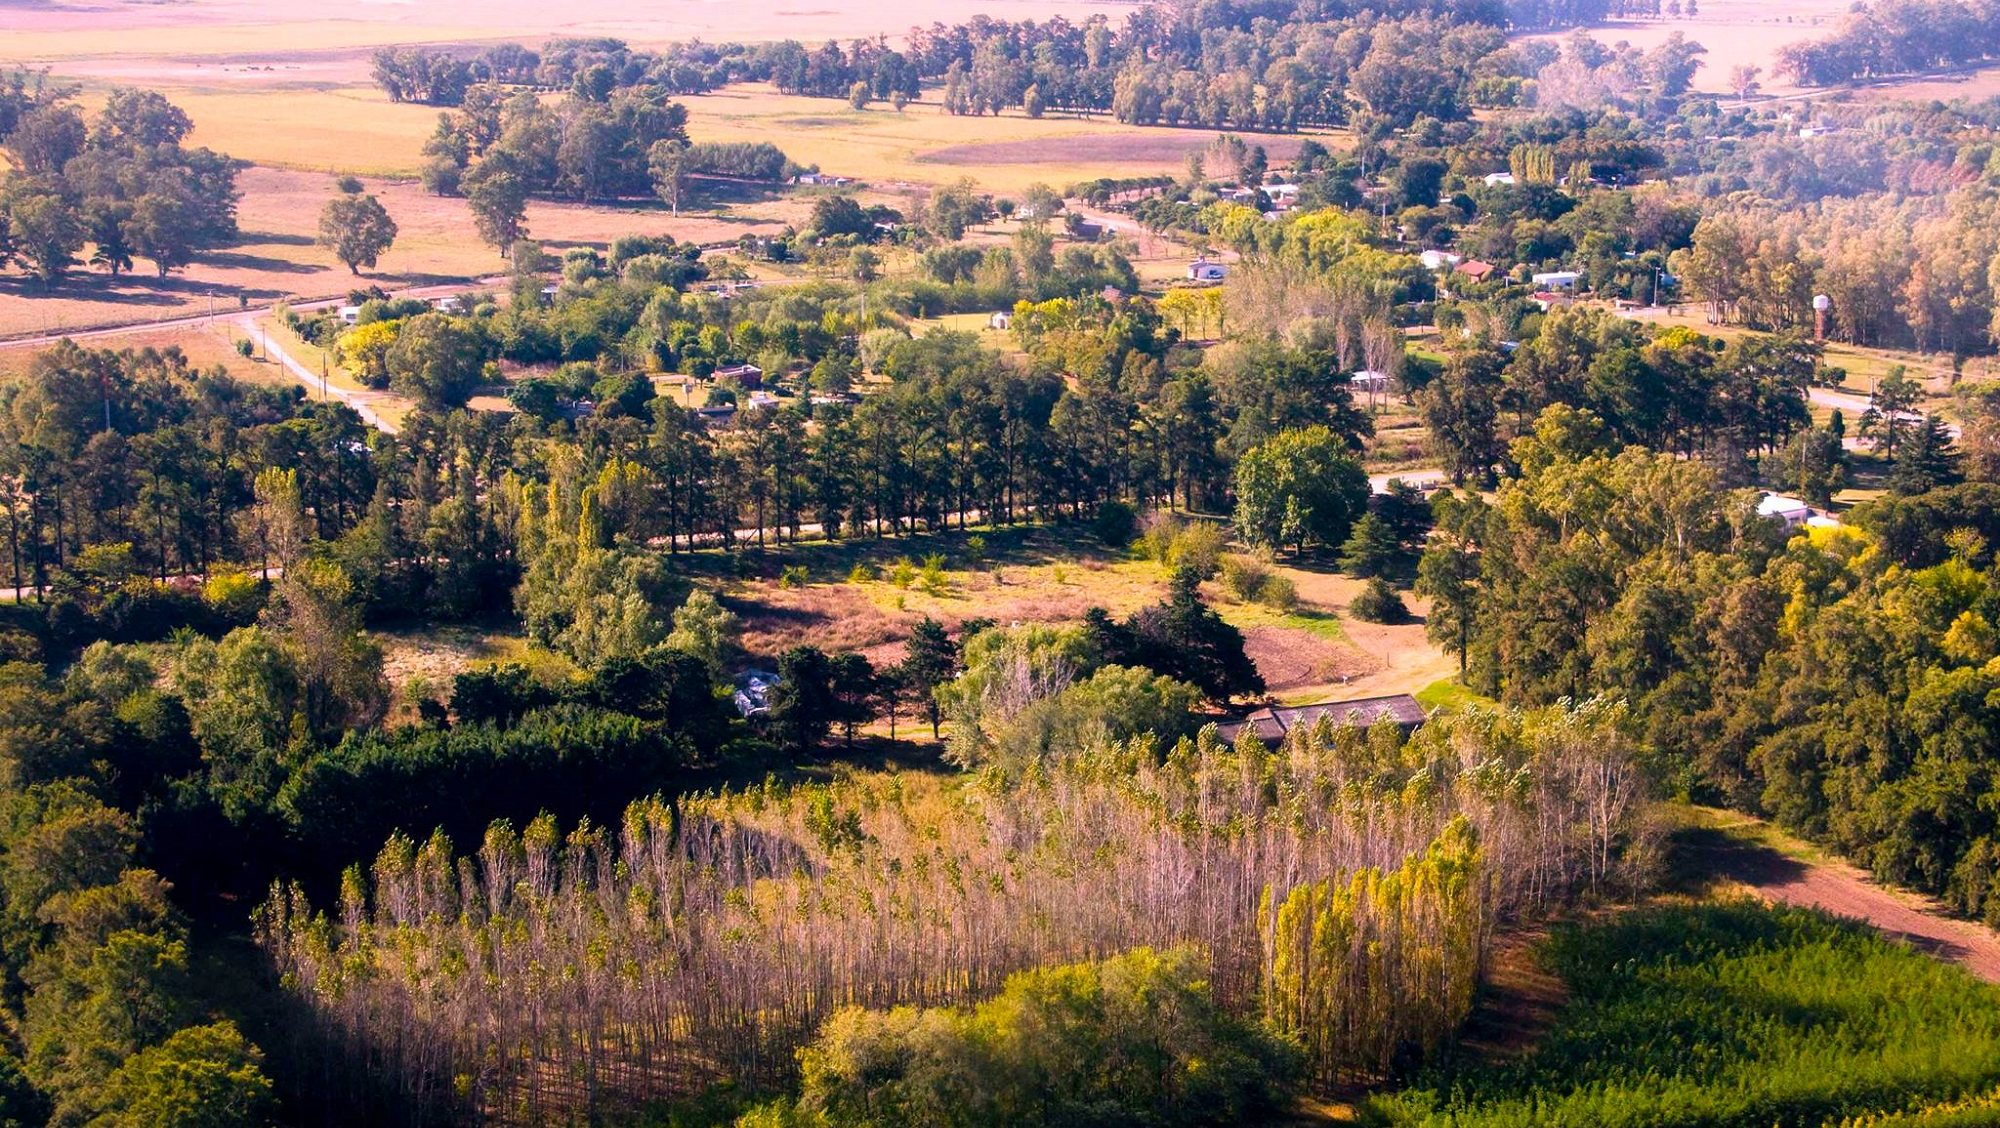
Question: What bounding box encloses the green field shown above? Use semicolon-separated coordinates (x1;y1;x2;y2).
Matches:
1364;901;2000;1128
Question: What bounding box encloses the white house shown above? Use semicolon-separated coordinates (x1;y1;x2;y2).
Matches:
1758;493;1814;528
1187;258;1227;283
432;296;464;314
1350;370;1392;394
1483;172;1517;187
337;305;361;325
988;311;1013;330
1419;249;1462;271
1265;184;1300;209
1531;270;1581;289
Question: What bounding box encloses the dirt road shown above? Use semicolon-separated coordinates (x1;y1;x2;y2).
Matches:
1682;810;2000;983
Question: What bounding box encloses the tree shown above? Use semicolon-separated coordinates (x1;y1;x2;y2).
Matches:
1423;342;1507;486
1771;425;1847;506
1864;367;1923;463
769;646;838;754
1417;491;1485;675
384;313;485;409
1729;64;1763;100
1123;568;1263;702
8;193;83;286
648;140;689;216
1338;512;1400;579
84;201;133;277
316;187;398;275
1233;427;1369;557
847;82;871;110
901;617;959;739
1889;415;1964;496
463;161;529;255
828;652;877;747
87;1022;271;1128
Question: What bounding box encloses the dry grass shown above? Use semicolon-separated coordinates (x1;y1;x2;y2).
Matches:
0;0;1139;65
0;163;804;339
684;84;1337;196
0;318;274;383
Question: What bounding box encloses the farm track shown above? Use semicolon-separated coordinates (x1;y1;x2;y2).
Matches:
1682;811;2000;983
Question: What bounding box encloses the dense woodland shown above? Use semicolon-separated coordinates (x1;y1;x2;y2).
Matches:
9;0;2000;1124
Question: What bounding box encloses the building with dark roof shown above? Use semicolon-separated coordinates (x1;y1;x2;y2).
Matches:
1212;693;1427;744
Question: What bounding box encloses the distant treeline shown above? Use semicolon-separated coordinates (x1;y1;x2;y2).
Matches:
1779;0;2000;86
370;0;1702;130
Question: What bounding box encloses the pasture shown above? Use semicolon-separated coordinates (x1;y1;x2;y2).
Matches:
682;84;1330;196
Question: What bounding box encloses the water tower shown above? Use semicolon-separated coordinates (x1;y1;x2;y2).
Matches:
1813;294;1830;341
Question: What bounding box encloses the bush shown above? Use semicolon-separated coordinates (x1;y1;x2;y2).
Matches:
888;558;916;589
778;564;809;590
1256;573;1297;611
1171;522;1226;580
1219;554;1272;602
1093;500;1138;548
748;947;1299;1128
1350;577;1410;624
846;563;875;584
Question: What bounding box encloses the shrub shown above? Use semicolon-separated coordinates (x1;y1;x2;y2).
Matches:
1220;554;1273;602
1171;522;1226;580
888;558;916;589
1093;500;1139;548
919;554;949;596
964;535;987;566
846;563;875;584
778;564;809;590
1350;578;1410;623
1257;573;1297;611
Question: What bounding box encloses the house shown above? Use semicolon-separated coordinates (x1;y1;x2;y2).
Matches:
539;284;560;303
1531;290;1575;311
989;311;1013;330
694;403;737;425
432;295;464;314
1223;186;1259;204
746;390;781;410
792;172;854;187
1213;694;1427;744
337;305;361;325
1350;370;1392;394
1483;172;1517;187
1187;258;1228;283
1758;493;1814;528
1100;285;1126;304
1531;270;1581;289
732;670;781;717
1419;249;1462;271
1455;260;1495;282
713;363;763;389
1265;183;1299;208
1072;220;1106;239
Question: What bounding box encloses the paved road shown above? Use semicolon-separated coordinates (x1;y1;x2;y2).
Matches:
242;315;401;435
